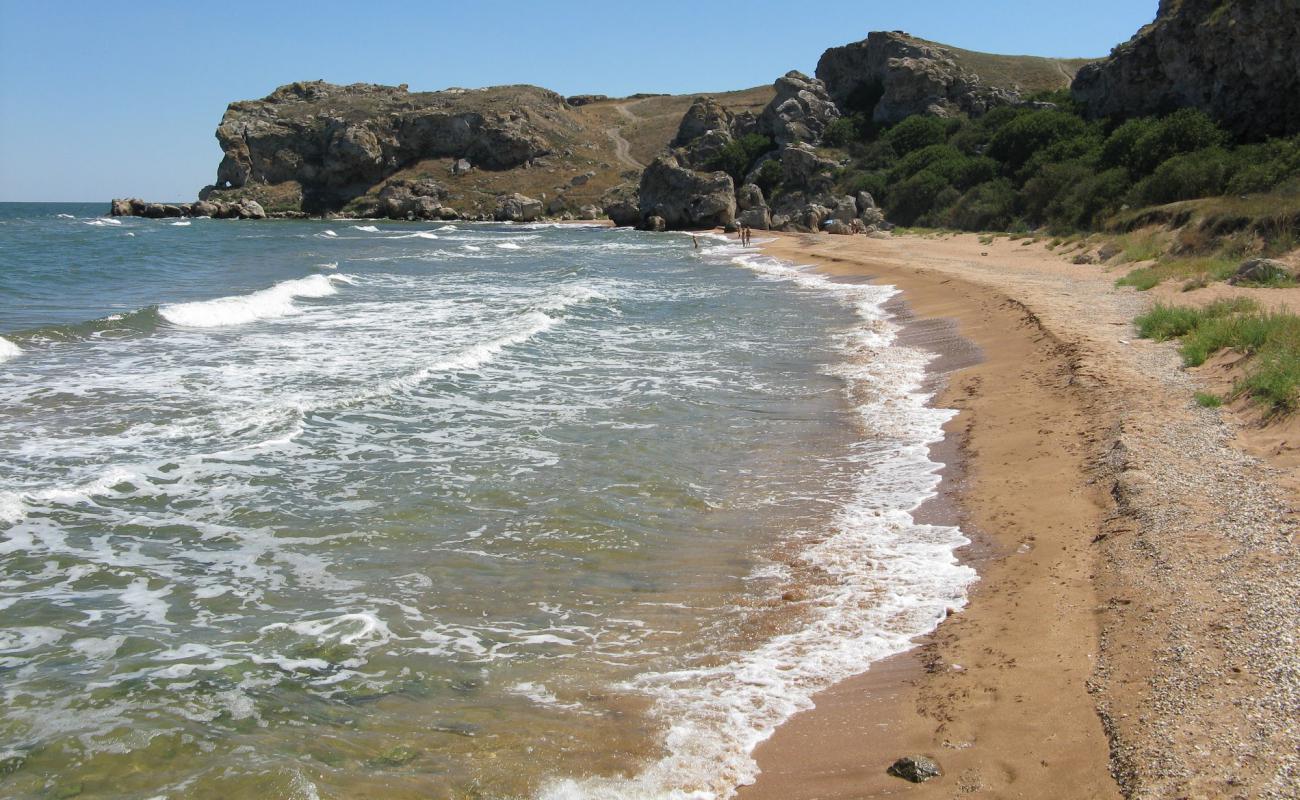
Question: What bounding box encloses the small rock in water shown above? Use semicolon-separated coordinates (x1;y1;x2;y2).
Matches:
888;755;941;783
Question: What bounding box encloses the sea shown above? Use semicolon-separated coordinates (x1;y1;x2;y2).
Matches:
0;202;974;800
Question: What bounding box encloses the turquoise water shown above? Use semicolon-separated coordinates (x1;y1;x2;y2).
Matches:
0;203;972;799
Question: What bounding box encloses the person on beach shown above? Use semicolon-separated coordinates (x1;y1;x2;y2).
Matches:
692;235;699;249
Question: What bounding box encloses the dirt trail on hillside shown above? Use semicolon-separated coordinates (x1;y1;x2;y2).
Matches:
606;102;646;170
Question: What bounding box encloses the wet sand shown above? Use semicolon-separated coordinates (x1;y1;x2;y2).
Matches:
735;231;1121;798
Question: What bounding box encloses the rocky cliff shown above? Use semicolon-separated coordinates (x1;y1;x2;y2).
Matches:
1072;0;1300;140
816;31;1087;124
204;81;581;213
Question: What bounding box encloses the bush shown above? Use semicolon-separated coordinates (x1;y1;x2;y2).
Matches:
883;116;949;156
753;158;783;197
823;114;869;148
887;169;951;226
1128;108;1228;175
842;170;887;204
987;110;1088;170
889;145;997;190
708;134;776;184
1133;147;1237;206
946;179;1018;231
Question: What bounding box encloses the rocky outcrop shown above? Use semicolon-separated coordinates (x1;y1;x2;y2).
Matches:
601;182;642;227
493;193;543;222
207;80;580;212
636;155;736;230
674;97;735;146
816;31;1019;124
109;197;267;220
759;71;841;145
1072;0;1300;139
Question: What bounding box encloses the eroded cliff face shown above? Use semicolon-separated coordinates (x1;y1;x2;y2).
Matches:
206;81;580;212
815;32;1021;124
1073;0;1300;139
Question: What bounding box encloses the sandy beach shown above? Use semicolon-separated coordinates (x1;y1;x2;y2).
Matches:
740;231;1300;798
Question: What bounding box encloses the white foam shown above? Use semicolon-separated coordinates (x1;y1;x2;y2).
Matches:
320;230;338;238
351;225;381;233
0;336;22;363
463;245;481;252
496;242;523;250
317;261;338;270
84;218;122;226
538;251;975;800
170;220;191;227
57;213;76;219
159;274;353;328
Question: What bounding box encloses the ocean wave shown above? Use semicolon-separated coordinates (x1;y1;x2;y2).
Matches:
170;221;191;227
159;274;354;328
0;336;22;363
351;225;381;233
538;252;974;800
83;218;122;227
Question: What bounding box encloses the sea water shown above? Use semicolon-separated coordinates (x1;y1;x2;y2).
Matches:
0;203;973;800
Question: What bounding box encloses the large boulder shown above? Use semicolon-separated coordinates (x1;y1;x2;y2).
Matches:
378;179;448;219
816;31;1019;124
601;182;642;227
1229;258;1294;286
780;144;838;196
1072;0;1300;139
493;193;543;222
636;155;736;230
737;207;772;230
737;183;767;212
682;128;735;169
674;97;735;146
759;71;841;145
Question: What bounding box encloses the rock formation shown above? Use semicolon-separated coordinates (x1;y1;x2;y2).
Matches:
760;71;841;145
1072;0;1300;139
636;156;736;230
816;31;1020;124
110;197;266;220
205;80;580;212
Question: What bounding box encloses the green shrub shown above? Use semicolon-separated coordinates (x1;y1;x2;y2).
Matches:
945;179;1018;231
887;169;951;226
841;169;887;203
1194;391;1224;408
1133;147;1236;205
707;134;776;184
823;114;870;148
1128;108;1228;176
987;110;1088;170
882;116;949;156
753;158;783;197
1118;268;1161;290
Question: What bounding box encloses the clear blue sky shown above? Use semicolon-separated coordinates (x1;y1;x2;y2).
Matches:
0;1;1158;202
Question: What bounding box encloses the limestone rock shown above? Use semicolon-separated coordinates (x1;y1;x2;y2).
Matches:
887;755;941;783
780;144;838;196
759;71;841;146
636;155;736;230
210;80;573;212
1073;0;1300;139
816;31;1020;124
1229;258;1294;286
577;205;601;220
829;195;859;223
493;193;543;222
737;207;772;230
674;97;735;146
737;183;767;212
601;182;642;227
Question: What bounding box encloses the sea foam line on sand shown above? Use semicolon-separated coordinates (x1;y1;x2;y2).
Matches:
539;242;975;800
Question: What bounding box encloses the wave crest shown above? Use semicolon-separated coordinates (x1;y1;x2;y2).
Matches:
159;274;354;328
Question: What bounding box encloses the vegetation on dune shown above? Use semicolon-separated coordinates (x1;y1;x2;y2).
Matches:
1135;299;1300;412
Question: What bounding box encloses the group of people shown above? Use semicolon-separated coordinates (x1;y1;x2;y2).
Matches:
690;225;754;249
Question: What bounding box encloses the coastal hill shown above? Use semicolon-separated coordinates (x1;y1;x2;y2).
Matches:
134;31;1090;223
198;80;773;219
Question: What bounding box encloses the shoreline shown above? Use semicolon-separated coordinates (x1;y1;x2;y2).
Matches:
738;231;1121;798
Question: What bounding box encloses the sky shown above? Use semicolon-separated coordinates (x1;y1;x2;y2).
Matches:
0;1;1159;202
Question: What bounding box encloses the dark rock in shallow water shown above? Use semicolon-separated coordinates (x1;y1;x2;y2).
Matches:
887;755;941;783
